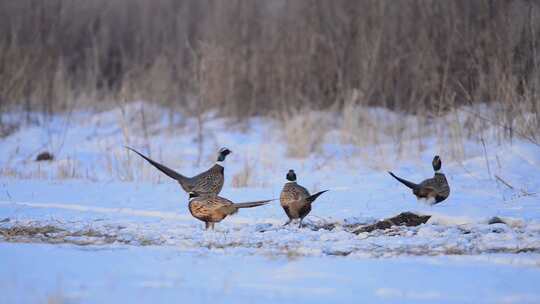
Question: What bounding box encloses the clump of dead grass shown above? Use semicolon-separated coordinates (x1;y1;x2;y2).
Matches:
231;158;256;188
0;221;164;246
0;224;64;240
280;110;333;158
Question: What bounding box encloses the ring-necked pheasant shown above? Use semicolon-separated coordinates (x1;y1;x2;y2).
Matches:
188;191;272;230
388;155;450;205
280;169;328;227
126;147;231;196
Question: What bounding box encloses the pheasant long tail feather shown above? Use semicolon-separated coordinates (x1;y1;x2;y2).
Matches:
233;199;274;209
126;147;188;182
306;190;329;203
388;172;419;190
219;199;273;216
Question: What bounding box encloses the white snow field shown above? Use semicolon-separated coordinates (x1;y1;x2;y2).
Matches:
1;103;539;303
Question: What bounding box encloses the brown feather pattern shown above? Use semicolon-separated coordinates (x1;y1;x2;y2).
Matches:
127;147;224;196
414;173;450;203
280;182;326;221
188;195;271;229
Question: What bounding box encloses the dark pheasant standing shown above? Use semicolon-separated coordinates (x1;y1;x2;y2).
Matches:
188;192;272;230
126;147;231;196
388;155;450;205
280;169;328;227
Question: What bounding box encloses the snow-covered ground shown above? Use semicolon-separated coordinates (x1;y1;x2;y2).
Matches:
3;243;540;304
1;103;539;303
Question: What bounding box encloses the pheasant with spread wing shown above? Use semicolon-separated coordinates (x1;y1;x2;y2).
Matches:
127;147;231;196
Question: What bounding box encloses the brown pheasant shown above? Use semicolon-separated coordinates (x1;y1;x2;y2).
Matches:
127;147;231;196
188;192;272;230
388;155;450;205
280;169;328;227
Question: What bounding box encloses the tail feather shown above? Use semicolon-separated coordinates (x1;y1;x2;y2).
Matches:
126;146;187;182
306;190;329;203
220;199;273;216
388;172;419;190
233;199;274;209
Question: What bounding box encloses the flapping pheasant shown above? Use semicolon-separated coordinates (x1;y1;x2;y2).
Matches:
126;147;231;196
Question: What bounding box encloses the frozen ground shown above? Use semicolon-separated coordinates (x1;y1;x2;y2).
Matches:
3;243;540;304
1;103;540;303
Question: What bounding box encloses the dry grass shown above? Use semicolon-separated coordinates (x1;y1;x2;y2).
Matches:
0;0;538;127
56;158;81;179
231;158;255;188
0;0;537;183
280;110;333;158
0;224;64;239
0;221;164;246
0;100;537;183
335;100;539;165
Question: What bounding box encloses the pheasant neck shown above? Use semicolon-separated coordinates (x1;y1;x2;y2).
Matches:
215;161;225;168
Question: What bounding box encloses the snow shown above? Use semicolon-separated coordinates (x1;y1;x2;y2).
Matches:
1;102;539;303
2;243;540;304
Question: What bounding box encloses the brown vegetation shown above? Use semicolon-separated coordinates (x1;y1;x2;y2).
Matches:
0;0;538;152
